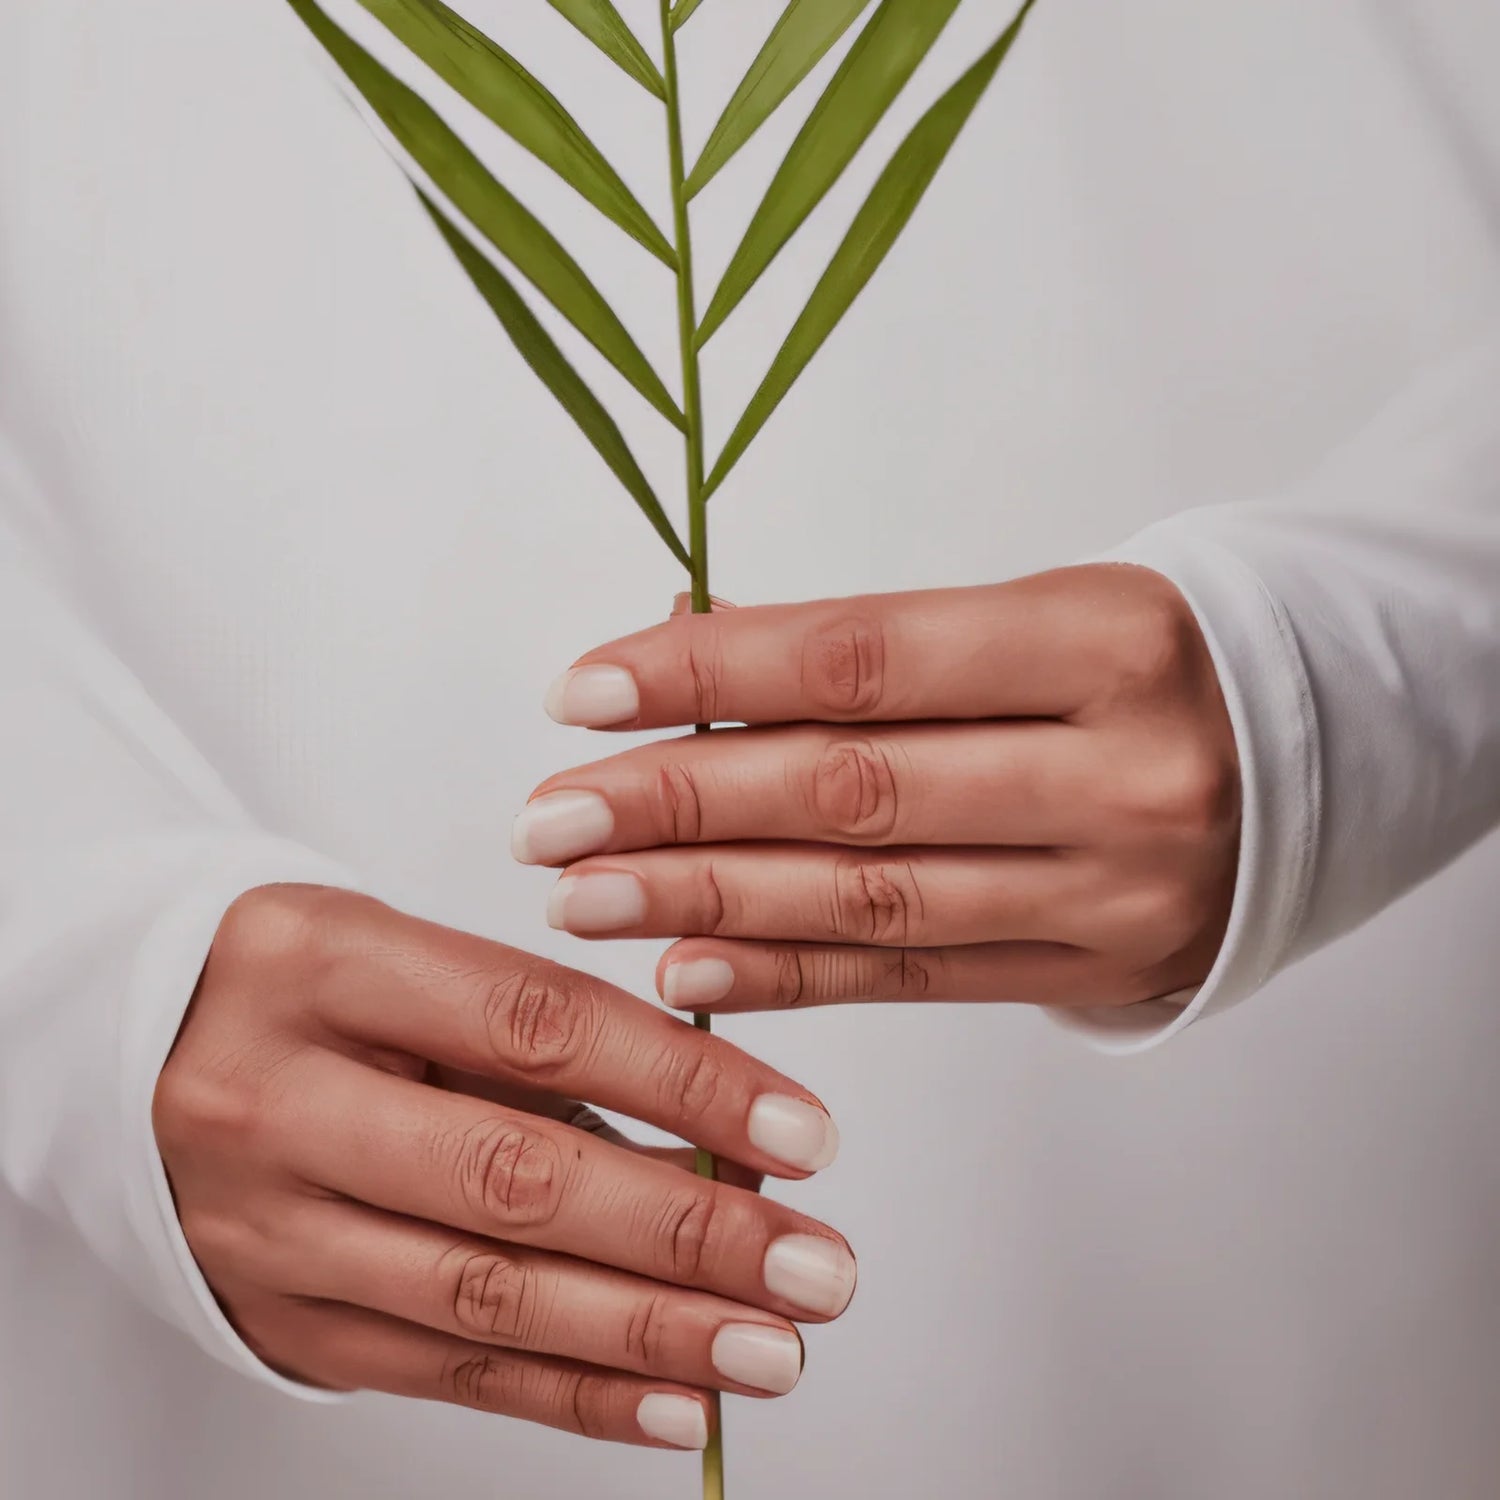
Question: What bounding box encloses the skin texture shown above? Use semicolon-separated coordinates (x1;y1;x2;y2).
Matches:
522;564;1241;1013
154;886;853;1448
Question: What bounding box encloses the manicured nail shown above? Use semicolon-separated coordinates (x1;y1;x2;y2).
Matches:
711;1324;803;1396
547;872;647;933
637;1393;708;1450
511;791;614;866
748;1095;840;1173
545;666;639;728
763;1235;857;1318
662;957;736;1009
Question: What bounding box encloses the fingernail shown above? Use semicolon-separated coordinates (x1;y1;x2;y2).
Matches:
711;1323;803;1396
637;1393;708;1450
547;872;647;934
545;666;639;728
511;791;614;866
662;957;736;1009
748;1095;840;1173
763;1235;857;1318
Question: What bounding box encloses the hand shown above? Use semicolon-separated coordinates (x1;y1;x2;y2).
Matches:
154;885;852;1449
512;565;1239;1013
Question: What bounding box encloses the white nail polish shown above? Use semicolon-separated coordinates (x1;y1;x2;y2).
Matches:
545;666;640;728
637;1393;709;1450
547;872;647;934
748;1095;840;1173
711;1323;803;1396
511;791;614;866
662;957;735;1009
763;1235;857;1319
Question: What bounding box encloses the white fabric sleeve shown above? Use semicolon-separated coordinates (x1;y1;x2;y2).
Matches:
0;450;356;1399
1053;330;1500;1053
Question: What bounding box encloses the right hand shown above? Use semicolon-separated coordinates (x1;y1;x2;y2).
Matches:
154;884;853;1451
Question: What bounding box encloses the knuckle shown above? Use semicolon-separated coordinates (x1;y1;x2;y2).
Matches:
811;739;901;841
1107;578;1203;697
1114;747;1240;841
773;949;810;1008
686;628;727;724
178;1210;257;1274
1164;749;1241;839
831;857;923;945
656;1187;721;1283
1113;880;1200;960
443;1351;512;1412
479;968;597;1081
658;1042;725;1128
450;1118;565;1229
446;1247;542;1345
656;761;705;843
624;1291;672;1367
212;882;350;976
563;1370;615;1441
889;948;935;999
153;1061;263;1159
693;861;730;935
800;614;888;718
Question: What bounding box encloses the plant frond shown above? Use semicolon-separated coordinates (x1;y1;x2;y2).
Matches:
545;0;666;98
419;194;691;567
705;0;1038;498
686;0;875;199
287;0;685;429
358;0;675;266
696;0;965;347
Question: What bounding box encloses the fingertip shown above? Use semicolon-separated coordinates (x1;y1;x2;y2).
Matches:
544;665;640;728
660;954;736;1011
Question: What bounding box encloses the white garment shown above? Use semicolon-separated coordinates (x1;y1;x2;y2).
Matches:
2;2;1498;1497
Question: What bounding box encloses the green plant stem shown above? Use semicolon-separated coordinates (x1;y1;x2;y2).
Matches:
660;6;723;1498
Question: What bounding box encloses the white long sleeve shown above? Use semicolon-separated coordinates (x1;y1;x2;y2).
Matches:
0;441;354;1397
1057;330;1500;1051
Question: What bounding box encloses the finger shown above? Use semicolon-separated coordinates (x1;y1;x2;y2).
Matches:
514;721;1091;867
430;1075;764;1191
286;1201;805;1396
287;1303;717;1450
547;845;1099;950
544;571;1132;730
280;1053;858;1324
654;939;1132;1011
308;900;840;1179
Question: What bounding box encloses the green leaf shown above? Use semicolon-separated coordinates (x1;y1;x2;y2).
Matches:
286;0;684;430
544;0;666;98
686;0;876;198
419;193;691;570
704;0;1037;499
697;0;964;347
356;0;674;267
670;0;709;32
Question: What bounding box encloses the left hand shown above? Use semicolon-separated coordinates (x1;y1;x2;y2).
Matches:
512;565;1240;1014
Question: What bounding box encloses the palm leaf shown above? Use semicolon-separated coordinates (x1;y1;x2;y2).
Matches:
545;0;665;98
696;0;964;347
418;193;691;568
686;0;876;199
357;0;675;267
287;0;684;430
704;0;1037;499
670;0;710;32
